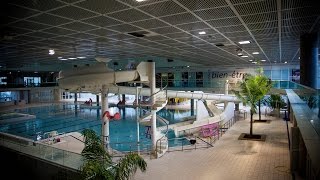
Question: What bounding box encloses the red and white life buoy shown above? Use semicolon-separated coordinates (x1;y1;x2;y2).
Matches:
103;111;121;120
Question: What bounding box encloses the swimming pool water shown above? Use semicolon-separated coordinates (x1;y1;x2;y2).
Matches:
0;103;192;151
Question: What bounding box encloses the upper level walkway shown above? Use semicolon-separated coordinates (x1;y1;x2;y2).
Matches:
134;113;291;180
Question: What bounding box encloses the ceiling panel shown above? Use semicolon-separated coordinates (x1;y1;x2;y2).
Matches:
76;0;130;14
0;0;317;71
107;9;152;22
138;1;187;17
194;7;236;20
83;16;122;27
160;13;200;25
131;19;169;29
176;0;228;10
28;13;71;26
49;5;98;20
60;22;97;32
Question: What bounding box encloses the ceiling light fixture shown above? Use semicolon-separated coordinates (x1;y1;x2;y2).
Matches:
60;58;68;60
260;59;266;62
284;61;287;64
136;0;146;2
49;49;55;55
187;66;190;67
237;52;243;56
58;57;62;59
249;59;253;62
241;55;248;57
77;57;86;59
68;57;77;60
252;61;257;64
238;41;251;44
198;31;206;35
252;52;259;54
274;61;277;63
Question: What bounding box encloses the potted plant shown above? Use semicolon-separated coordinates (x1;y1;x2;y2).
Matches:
80;129;147;180
232;68;271;140
264;94;286;117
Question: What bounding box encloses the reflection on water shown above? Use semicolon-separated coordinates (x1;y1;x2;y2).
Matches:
0;103;194;151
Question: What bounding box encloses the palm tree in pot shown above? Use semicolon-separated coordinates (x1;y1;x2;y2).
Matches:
232;68;272;138
80;129;147;180
264;94;286;117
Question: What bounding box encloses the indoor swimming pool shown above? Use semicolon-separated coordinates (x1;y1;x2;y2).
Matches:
0;103;194;151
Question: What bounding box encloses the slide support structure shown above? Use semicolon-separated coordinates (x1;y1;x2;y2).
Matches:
101;85;110;151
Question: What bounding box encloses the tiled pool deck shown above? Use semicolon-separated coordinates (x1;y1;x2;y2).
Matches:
134;114;292;180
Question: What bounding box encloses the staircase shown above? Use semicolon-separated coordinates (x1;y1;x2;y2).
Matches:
138;89;169;158
139;91;168;123
156;136;168;158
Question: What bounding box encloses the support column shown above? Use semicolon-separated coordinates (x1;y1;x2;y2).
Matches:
122;94;126;103
101;85;109;151
74;92;77;103
224;80;229;109
96;95;99;106
150;62;157;153
300;33;319;89
74;92;78;117
191;98;194;116
136;86;140;154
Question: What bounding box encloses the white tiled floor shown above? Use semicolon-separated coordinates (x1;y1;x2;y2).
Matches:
134;114;292;180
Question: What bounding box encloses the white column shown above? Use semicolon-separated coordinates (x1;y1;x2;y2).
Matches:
224;80;229;109
136;86;140;153
101;85;109;151
150;62;157;153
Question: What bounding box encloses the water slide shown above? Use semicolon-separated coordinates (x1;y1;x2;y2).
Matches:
57;62;239;137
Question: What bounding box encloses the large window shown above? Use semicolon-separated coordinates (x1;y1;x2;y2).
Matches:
24;77;41;87
0;91;12;102
0;77;7;85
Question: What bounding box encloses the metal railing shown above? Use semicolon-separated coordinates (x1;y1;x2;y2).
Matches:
166;116;237;153
155;115;169;157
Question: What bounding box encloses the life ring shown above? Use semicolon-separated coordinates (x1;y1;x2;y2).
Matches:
103;111;121;120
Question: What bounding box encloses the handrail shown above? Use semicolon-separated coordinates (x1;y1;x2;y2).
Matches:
155;114;169;156
195;136;214;147
70;134;84;143
148;84;168;99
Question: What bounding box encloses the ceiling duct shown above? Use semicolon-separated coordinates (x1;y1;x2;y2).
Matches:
128;30;159;37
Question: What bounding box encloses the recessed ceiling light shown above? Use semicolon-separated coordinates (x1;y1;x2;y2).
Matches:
284;61;287;64
241;55;248;57
187;66;190;67
198;31;206;35
249;59;253;62
237;52;243;56
252;61;257;64
298;57;300;59
77;57;86;59
136;0;146;2
261;59;266;62
238;41;251;44
60;58;68;60
68;57;77;60
119;69;122;70
252;52;259;54
49;49;55;55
